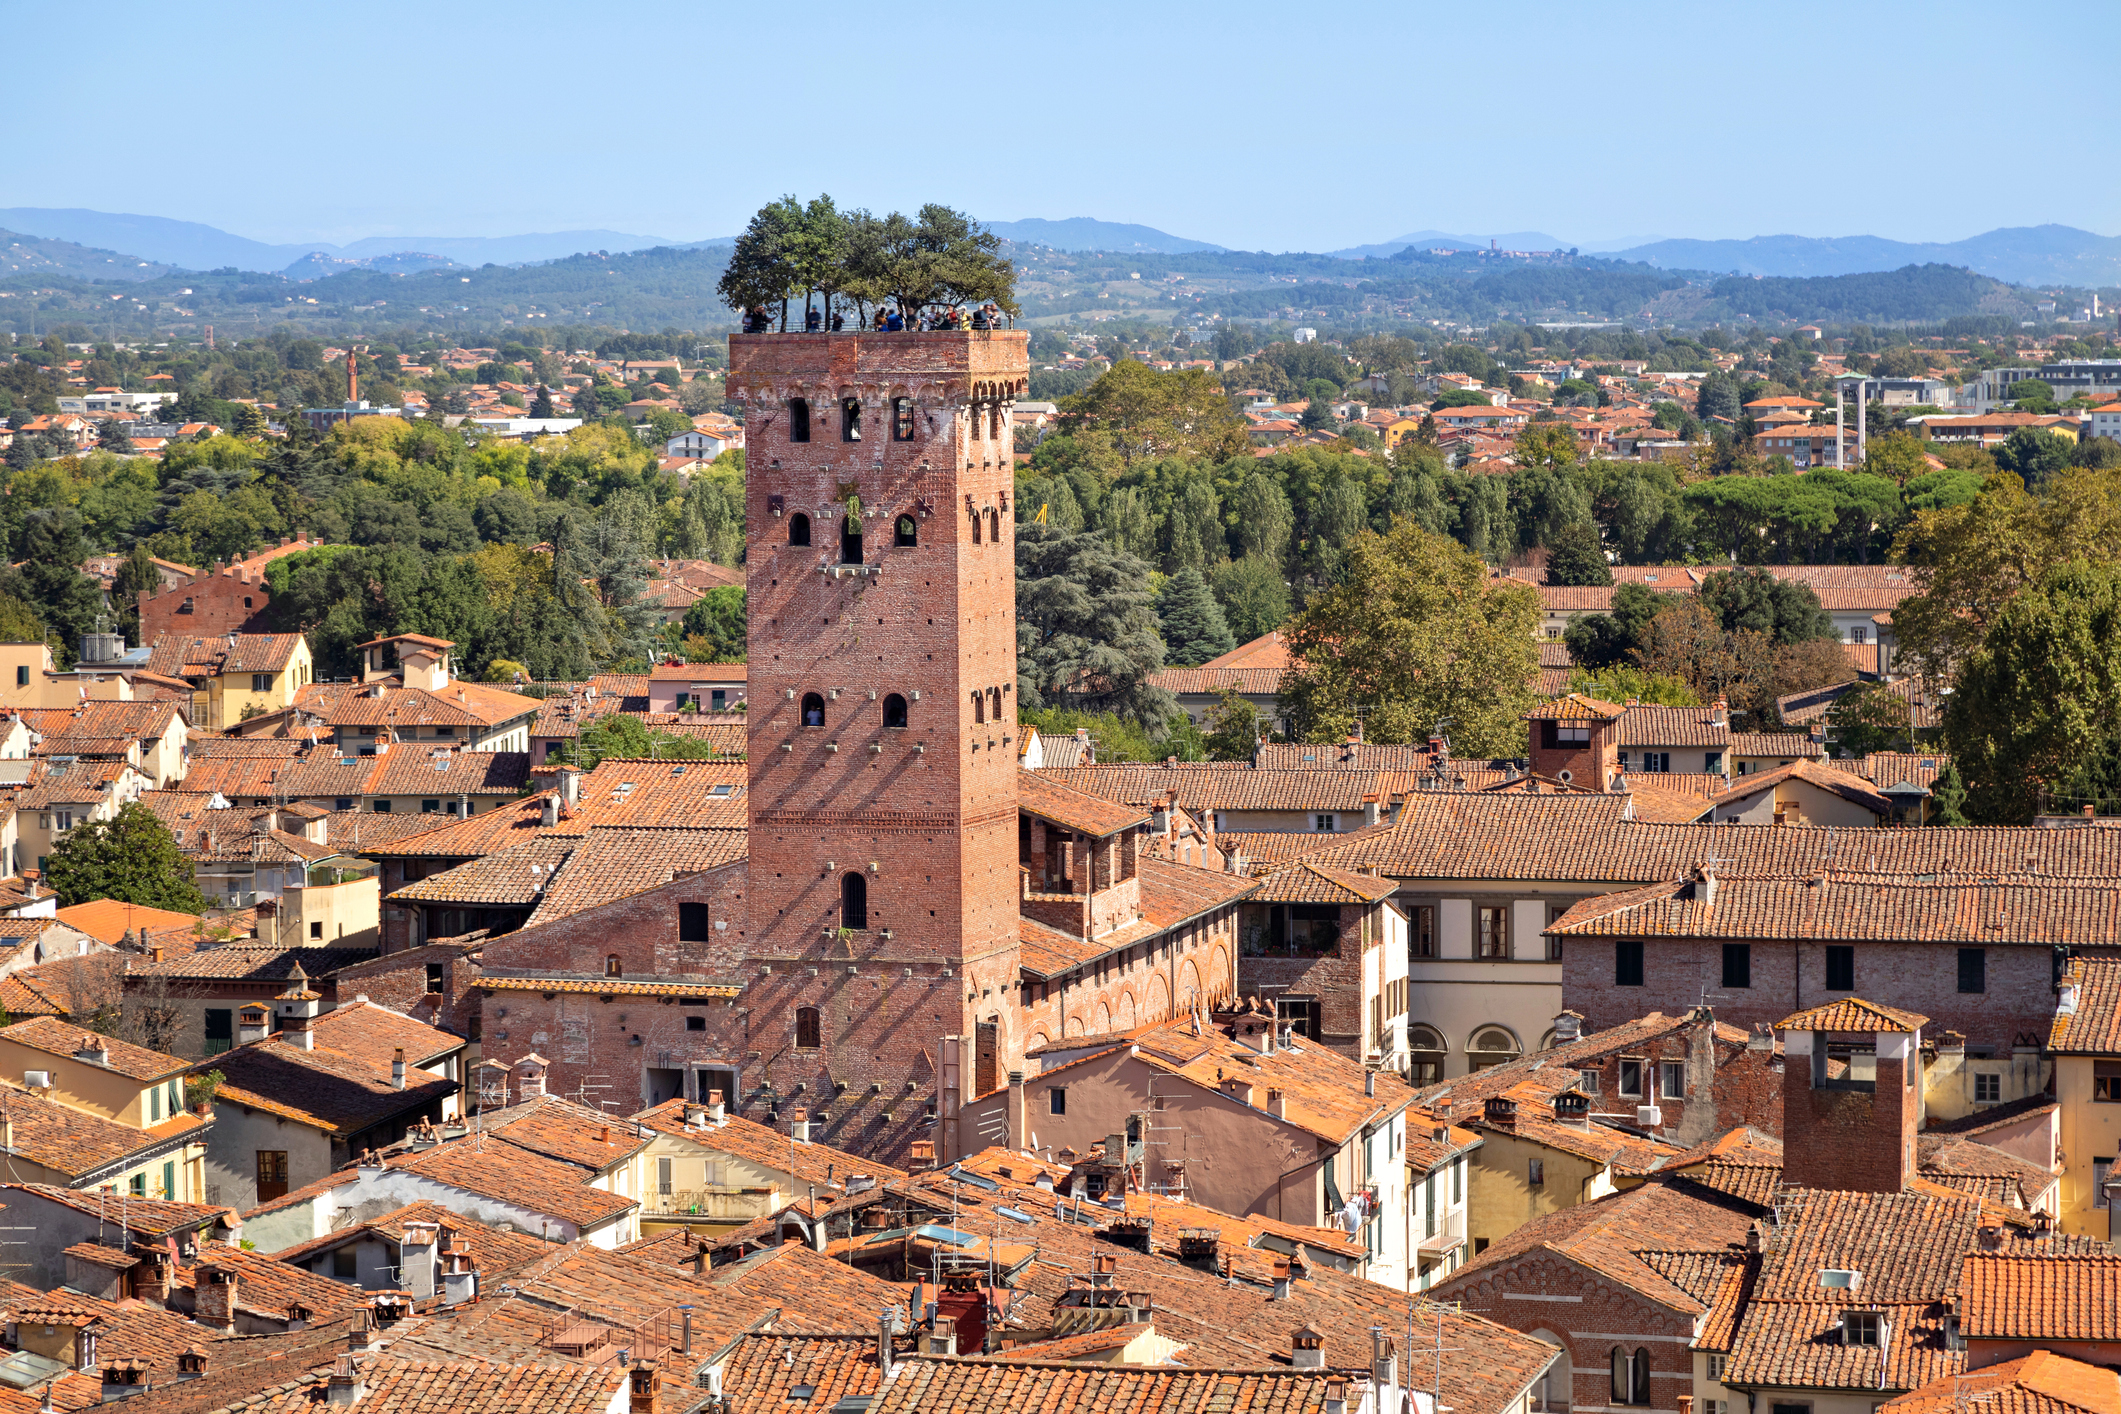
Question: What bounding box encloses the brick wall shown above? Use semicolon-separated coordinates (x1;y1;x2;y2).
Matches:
333;943;483;1037
731;331;1033;1124
1563;1021;1786;1140
1781;1030;1916;1192
1435;1250;1697;1411
1015;907;1239;1048
1565;937;2054;1056
1236;900;1375;1059
139;570;273;641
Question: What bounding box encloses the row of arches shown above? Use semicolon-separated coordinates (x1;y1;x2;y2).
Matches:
798;692;908;729
1408;1023;1524;1083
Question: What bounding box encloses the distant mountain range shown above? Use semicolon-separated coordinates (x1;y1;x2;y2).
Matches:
1611;225;2121;288
982;218;1227;254
0;209;698;275
3;206;2118;293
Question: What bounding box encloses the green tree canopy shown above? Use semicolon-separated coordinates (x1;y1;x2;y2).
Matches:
1543;519;1611;587
1016;523;1175;729
44;803;208;912
1155;567;1236;666
1696;566;1835;645
1057;362;1251;471
1278;519;1538;755
1945;559;2121;823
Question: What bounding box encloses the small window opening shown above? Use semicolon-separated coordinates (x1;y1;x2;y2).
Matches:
972;691;985;724
788;398;810;443
795;1006;821;1050
841;871;867;930
840;519;863;565
883;694;908;729
801;693;825;728
986;507;1001;543
841;397;862;441
605;954;622;977
788;512;811;547
970;509;982;545
893;398;915;440
895;515;917;547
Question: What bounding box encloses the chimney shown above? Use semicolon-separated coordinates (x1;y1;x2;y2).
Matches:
514;1054;548;1099
1265;1088;1286;1119
1711;697;1729;729
1007;1070;1028;1151
1291;1322;1325;1366
1363;793;1381;827
1699;866;1719;908
540;794;560;828
237;1004;270;1044
1222;1077;1255;1108
1371;1327;1397;1392
557;766;581;809
399;1222;438;1301
1483;1096;1518;1129
441;1251;478;1307
707;1089;726;1124
285;1012;315;1050
390;1049;406;1091
791;1108;811;1144
1552;1010;1584;1044
876;1308;896;1381
1364;1070;1375;1098
326;1353;364;1407
1976;1221;2005;1252
628;1360;657;1414
73;1033;109;1067
1780;1010;1919;1193
195;1266;238;1333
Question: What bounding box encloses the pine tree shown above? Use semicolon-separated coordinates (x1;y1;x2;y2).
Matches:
1929;762;1969;826
1017;523;1175;728
529;384;555;418
1156;567;1236;666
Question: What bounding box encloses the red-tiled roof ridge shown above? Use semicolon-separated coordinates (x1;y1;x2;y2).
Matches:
1779;997;1929;1033
1884;1351;2121;1414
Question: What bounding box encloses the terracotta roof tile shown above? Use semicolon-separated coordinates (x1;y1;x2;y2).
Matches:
522;826;745;926
1246;862;1399;906
208;1028;458;1137
1778;998;1930;1032
1958;1253;2121;1342
126;945;377;982
1549;875;2121;948
0;1184;230;1237
867;1361;1344;1414
2050;955;2121;1054
0;1083;206;1180
1015;770;1148;836
0;1016;188;1079
1884;1351;2121;1414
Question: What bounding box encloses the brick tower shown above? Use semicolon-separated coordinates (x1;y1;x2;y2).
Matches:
727;329;1030;1152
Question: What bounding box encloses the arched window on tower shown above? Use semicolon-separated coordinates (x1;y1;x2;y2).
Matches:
972;691;985;724
990;403;1003;440
605;954;622;977
895;515;917;547
892;398;915;440
986;508;1001;543
969;511;982;545
794;1006;822;1050
788;512;811;547
840;872;867;930
840;514;863;565
841;397;862;442
788;398;810;443
988;687;1003;723
883;693;908;729
801;693;825;728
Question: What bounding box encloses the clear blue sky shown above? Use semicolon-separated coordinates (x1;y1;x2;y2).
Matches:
15;0;2107;252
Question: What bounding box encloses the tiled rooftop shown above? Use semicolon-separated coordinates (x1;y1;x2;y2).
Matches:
0;1016;189;1079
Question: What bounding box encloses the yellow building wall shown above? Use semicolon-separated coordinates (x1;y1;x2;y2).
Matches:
1467;1130;1612;1253
2055;1056;2121;1238
272;875;380;949
204;643;313;731
0;1038;170;1126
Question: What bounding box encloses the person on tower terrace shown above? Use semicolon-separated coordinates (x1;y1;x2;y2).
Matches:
830;308;844;331
805;305;822;331
884;306;904;332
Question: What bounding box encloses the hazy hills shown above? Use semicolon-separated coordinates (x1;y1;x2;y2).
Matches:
4;206;2117;289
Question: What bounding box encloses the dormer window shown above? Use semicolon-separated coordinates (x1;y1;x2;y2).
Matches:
1842;1310;1882;1347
